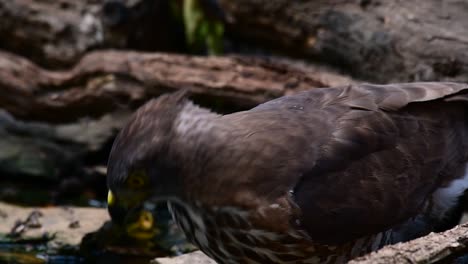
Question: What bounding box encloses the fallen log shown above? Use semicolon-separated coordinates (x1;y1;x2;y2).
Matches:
0;0;185;68
4;0;468;84
220;0;468;83
0;50;352;123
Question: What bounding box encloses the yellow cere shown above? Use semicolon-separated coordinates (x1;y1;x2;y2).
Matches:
107;190;115;206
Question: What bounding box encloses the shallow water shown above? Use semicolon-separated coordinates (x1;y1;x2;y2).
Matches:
0;201;192;264
0;244;154;264
0;243;81;264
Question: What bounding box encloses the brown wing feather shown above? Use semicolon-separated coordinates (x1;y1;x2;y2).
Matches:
289;82;468;244
185;82;468;243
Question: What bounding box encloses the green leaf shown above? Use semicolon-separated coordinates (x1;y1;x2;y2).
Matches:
182;0;224;55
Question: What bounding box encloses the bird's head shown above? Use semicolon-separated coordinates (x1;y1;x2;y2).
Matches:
106;91;191;231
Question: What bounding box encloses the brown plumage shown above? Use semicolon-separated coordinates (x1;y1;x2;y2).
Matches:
107;82;468;263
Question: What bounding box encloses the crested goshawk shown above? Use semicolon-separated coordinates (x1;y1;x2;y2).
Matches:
107;82;468;263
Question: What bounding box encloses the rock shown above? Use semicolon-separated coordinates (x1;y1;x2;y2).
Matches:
0;109;130;205
0;110;82;182
0;202;108;249
0;202;182;262
153;251;216;264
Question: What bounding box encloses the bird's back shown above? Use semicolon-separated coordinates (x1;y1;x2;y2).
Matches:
230;83;468;243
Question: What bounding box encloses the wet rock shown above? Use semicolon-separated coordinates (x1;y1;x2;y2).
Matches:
0;202;109;249
9;210;44;237
69;220;81;229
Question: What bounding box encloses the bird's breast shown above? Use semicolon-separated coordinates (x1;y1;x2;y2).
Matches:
166;200;389;263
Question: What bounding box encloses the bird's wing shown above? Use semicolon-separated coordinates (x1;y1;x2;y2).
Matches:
280;82;468;244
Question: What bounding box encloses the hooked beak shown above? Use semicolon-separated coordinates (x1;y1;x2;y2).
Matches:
107;190;141;225
107;190;159;239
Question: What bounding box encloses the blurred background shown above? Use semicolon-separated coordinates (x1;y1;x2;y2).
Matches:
1;0;468;263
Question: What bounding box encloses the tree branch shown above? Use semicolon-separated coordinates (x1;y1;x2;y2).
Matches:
350;223;468;264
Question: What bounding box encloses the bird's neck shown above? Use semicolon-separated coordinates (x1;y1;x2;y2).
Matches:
169;102;251;202
173;101;223;139
170;102;219;184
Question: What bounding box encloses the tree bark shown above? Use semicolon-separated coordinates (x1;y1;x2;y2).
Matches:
6;0;468;84
0;0;185;68
350;223;468;264
220;0;468;83
0;50;352;123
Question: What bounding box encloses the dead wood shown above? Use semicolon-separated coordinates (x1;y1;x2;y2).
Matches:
220;0;468;83
350;223;468;264
5;0;468;84
0;0;184;68
0;50;352;123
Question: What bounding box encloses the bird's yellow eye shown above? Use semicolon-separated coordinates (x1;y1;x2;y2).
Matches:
127;170;147;189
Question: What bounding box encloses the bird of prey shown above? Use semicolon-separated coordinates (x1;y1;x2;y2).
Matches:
107;82;468;263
